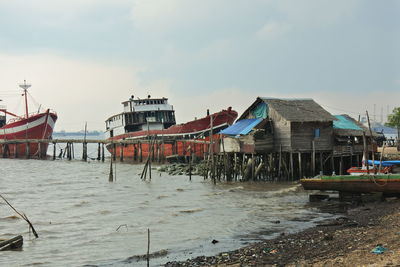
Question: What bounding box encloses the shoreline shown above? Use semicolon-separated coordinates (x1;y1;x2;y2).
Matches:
164;197;400;267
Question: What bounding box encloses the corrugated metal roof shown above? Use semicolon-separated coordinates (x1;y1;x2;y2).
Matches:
333;115;362;130
219;118;263;136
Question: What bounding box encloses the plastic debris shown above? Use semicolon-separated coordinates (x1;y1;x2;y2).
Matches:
371;245;388;254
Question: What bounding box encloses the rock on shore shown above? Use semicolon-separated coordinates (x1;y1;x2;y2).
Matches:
165;198;400;267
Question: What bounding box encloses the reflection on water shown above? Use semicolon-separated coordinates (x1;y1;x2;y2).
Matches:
0;146;334;267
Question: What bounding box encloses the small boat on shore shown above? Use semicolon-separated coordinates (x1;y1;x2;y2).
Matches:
301;174;400;193
0;235;23;251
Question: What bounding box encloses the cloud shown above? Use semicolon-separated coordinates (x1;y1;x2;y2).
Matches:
256;22;291;40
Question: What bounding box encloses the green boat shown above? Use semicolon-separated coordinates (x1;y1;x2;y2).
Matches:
300;174;400;193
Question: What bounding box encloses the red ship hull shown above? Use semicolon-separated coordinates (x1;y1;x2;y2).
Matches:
0;111;57;158
107;108;237;161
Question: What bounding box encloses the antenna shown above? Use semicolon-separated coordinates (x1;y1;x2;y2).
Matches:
19;80;31;91
19;80;31;118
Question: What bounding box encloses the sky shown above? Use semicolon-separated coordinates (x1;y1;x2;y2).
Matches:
0;0;398;131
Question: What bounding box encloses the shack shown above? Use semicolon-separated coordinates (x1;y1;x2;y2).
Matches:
219;97;336;180
332;114;378;174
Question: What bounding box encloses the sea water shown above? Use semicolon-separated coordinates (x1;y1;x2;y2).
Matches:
0;137;334;266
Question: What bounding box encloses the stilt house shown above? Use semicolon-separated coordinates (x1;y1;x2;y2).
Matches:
221;97;335;154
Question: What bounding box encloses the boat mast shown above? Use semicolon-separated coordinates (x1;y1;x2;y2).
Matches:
19;80;31;118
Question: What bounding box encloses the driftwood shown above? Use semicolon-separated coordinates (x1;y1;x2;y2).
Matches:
0;194;38;238
0;235;23;251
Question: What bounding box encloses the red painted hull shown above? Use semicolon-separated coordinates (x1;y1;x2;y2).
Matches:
0;112;57;158
107;108;237;160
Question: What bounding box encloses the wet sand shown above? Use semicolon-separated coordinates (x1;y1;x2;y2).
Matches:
165;198;400;267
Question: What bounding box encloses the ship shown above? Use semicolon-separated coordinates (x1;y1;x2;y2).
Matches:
0;81;57;158
105;95;238;160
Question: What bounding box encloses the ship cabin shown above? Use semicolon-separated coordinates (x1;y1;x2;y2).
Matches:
0;104;7;128
105;95;176;138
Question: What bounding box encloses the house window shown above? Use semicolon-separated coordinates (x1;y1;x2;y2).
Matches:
314;128;321;138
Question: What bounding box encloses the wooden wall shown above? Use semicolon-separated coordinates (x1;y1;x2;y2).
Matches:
290;121;333;152
268;107;292;151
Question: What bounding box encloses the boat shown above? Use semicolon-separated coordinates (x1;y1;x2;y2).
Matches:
105;95;238;160
300;174;400;193
0;235;23;251
347;166;393;175
0;81;57;158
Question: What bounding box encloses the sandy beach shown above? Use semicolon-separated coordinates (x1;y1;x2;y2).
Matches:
165;197;400;267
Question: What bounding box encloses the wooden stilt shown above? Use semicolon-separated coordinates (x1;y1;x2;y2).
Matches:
25;142;30;159
319;152;324;175
14;143;18;159
101;143;105;162
53;142;56;160
339;155;343;175
120;144;124;162
298;152;302;179
312;141;316;176
290;152;294;180
97;143;101;160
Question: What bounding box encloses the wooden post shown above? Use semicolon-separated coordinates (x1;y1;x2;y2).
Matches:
112;143;116;162
109;155;114;182
234;153;238;181
157;141;160;163
278;145;282;178
331;152;335;174
67;143;71;160
366;111;375;169
339;156;343;175
319;152;324;175
189;147;192;181
120;144;124;162
298;152;302;179
210;115;215;183
363;132;369;173
147;228;150;267
72;143;75;159
289;152;294;180
53;142;56;160
251;153;255;181
26;142;30;159
37;142;41;159
101;143;105;162
14;143;18;159
312;141;316;176
139;142;142;162
97;143;101;160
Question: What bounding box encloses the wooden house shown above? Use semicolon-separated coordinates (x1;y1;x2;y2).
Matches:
332;114;377;156
221;97;335;154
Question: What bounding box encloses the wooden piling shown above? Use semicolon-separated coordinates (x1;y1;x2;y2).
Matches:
25;142;30;159
298;152;302;179
14;143;18;159
53;142;56;160
97;143;101;160
120;144;124;162
290;152;294;180
312;141;316;175
101;143;105;162
319;152;324;175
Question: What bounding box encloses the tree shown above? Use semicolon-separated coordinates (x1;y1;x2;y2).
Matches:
385;107;400;150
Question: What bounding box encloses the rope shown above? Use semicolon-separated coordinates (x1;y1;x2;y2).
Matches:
370;174;389;187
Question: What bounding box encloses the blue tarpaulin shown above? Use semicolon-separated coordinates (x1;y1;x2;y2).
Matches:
333;115;362;130
219;118;263;136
